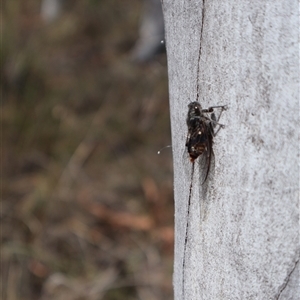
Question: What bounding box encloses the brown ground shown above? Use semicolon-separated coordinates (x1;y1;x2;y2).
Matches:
2;1;173;299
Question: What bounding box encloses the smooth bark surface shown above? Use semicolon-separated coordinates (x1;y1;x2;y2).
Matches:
162;0;299;299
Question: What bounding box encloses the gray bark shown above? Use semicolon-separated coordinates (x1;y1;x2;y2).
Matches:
161;0;299;299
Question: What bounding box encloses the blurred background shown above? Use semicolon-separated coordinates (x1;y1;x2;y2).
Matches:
2;1;173;299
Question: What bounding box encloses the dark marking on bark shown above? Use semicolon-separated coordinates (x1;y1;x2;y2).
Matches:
276;258;299;299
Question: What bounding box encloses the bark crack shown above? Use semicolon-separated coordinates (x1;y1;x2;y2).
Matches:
196;0;206;102
276;258;299;299
182;162;195;299
182;2;206;299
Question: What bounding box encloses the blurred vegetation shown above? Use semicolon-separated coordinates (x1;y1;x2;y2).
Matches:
1;1;173;299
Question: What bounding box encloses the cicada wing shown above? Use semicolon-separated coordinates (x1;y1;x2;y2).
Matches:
197;133;215;185
182;146;193;180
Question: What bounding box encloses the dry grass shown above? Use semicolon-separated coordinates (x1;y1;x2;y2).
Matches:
2;1;173;299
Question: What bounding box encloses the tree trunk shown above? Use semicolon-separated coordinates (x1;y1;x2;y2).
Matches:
161;0;299;299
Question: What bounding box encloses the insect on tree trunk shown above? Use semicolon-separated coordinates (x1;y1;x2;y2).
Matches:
161;0;299;299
